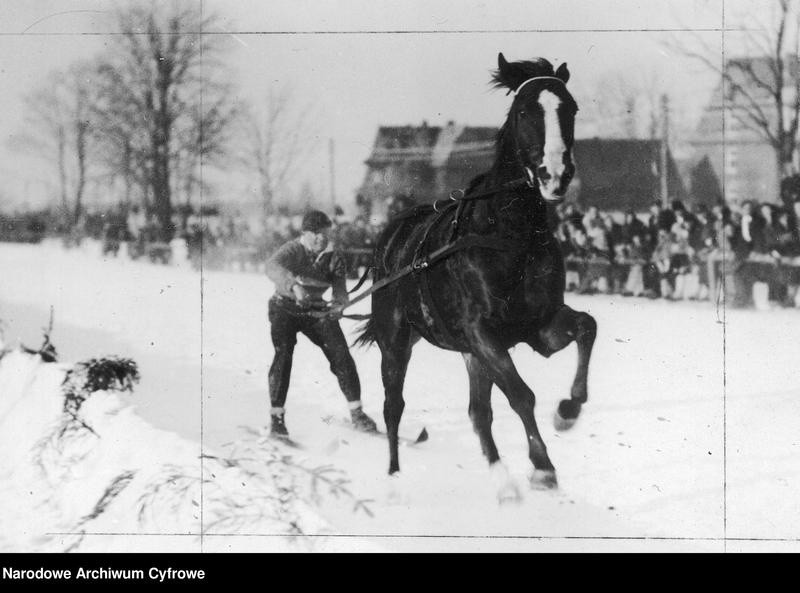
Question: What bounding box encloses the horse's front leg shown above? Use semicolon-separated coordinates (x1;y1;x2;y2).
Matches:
471;336;557;490
463;353;523;503
536;306;597;430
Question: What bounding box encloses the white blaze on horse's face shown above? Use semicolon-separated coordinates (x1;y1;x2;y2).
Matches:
537;89;569;202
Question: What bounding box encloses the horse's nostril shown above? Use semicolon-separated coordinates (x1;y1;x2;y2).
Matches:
537;165;552;183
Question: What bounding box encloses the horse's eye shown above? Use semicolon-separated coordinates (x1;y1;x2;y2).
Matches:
518;110;527;118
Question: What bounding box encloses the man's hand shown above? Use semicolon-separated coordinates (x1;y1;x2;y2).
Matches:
327;303;345;320
292;282;310;303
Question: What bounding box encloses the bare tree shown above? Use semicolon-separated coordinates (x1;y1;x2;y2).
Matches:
582;71;644;139
581;69;692;143
98;2;237;241
90;58;150;213
18;61;95;230
672;0;800;231
172;86;239;228
238;85;318;216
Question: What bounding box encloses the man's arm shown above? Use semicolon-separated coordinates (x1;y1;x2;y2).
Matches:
329;252;349;306
266;241;305;298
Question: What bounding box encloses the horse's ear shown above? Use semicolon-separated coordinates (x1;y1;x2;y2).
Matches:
498;52;510;72
555;62;570;83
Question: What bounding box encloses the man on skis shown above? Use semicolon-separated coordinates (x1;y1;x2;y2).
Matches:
265;209;378;438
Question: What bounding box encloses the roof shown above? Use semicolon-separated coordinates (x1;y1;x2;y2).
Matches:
373;124;441;149
571;138;685;210
360;123;685;210
454;127;498;145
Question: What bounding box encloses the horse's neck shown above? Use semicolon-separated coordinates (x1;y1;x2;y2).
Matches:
462;127;551;240
471;166;549;240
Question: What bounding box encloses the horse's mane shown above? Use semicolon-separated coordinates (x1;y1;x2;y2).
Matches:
490;57;556;93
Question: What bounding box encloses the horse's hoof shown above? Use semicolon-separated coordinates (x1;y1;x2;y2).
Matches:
497;482;523;505
490;461;523;504
554;399;580;431
386;472;408;505
530;469;558;490
554;411;576;431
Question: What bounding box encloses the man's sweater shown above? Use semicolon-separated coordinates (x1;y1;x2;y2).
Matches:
266;239;348;304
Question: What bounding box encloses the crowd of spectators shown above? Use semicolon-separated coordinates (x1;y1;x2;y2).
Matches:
553;199;800;308
95;206;384;277
177;209;383;276
65;193;800;309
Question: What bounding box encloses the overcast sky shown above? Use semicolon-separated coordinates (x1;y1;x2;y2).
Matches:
0;0;773;210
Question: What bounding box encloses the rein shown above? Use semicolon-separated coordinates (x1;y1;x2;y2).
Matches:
315;233;519;321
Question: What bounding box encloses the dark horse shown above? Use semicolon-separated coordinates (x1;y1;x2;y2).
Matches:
356;53;597;496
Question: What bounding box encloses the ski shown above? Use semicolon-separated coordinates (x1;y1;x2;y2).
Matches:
321;415;429;447
238;425;305;450
269;434;305;450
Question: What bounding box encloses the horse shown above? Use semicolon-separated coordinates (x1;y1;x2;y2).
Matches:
355;53;597;497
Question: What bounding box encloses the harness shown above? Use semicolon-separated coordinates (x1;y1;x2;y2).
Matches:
311;175;534;324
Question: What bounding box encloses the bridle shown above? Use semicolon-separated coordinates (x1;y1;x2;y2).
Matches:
511;75;566;96
509;75;571;200
430;74;571;211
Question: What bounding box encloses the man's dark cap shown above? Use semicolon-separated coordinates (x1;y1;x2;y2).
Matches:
301;210;333;233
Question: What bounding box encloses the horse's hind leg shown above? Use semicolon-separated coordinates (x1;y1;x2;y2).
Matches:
536;305;597;430
463;354;499;463
377;320;415;475
464;353;522;502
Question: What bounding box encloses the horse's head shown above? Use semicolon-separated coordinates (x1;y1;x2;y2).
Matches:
493;53;578;203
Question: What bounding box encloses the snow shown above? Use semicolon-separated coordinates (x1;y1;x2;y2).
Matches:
0;343;369;552
0;240;799;552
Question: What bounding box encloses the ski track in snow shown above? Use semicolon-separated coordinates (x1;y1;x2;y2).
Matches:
1;240;799;552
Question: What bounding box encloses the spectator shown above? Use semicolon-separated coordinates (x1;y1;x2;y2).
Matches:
652;229;675;299
621;209;647;245
610;243;629;294
623;234;647;297
586;216;611;256
692;205;714;253
718;216;751;307
648;202;676;242
670;210;694;300
560;203;584;229
556;206;583;245
739;200;765;256
775;210;798;256
759;203;783;256
603;213;625;254
582;205;601;232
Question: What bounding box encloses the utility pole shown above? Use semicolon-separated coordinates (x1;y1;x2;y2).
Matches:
329;138;336;210
660;94;669;208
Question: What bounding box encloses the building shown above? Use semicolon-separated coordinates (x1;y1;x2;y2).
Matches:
690;55;798;206
358;121;686;219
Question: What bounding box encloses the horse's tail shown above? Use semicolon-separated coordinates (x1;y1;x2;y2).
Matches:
352;316;376;348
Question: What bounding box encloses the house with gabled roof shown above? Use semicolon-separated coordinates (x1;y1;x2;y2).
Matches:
358;121;686;219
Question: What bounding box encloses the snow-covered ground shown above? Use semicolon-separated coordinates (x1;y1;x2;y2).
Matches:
1;240;799;552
